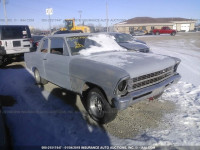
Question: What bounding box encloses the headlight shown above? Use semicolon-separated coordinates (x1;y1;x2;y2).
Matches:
115;77;130;96
173;58;181;72
118;80;127;92
174;64;178;72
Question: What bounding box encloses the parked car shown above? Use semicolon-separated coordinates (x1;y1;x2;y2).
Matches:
109;32;150;53
152;27;176;36
25;33;181;124
32;35;45;49
0;25;33;66
130;30;146;36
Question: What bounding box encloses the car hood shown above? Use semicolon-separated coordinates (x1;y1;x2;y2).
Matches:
118;41;149;52
83;51;176;78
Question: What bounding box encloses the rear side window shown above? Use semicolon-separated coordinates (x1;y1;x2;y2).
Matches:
40;39;48;53
1;26;31;40
50;38;68;55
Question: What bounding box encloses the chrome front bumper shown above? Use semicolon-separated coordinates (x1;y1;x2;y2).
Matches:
114;73;181;110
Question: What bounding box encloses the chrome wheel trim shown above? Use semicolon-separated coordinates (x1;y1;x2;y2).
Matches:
89;93;104;118
34;70;40;83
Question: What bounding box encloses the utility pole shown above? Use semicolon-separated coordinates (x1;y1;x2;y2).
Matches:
78;10;82;21
78;10;82;25
3;0;8;25
48;14;51;34
106;1;109;32
46;8;53;35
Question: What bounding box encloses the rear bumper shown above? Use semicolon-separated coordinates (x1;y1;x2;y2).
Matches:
113;73;181;110
1;47;33;55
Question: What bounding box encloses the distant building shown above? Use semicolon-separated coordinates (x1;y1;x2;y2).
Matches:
114;17;197;34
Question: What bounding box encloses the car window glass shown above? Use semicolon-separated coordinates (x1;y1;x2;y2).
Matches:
50;38;68;55
40;39;48;53
1;26;31;40
67;36;100;55
115;34;133;43
67;36;86;55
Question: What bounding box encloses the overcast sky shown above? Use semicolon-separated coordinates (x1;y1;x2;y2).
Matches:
0;0;199;29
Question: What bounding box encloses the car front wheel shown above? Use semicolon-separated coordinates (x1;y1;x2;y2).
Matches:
86;88;117;124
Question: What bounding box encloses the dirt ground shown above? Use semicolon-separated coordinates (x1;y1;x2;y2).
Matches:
2;32;199;139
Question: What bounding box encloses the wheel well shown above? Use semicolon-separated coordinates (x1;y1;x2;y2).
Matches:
32;67;37;73
82;82;109;104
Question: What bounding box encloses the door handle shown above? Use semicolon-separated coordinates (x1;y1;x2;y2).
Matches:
43;58;47;60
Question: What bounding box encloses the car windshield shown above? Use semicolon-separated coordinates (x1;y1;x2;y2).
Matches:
67;34;126;56
114;33;134;43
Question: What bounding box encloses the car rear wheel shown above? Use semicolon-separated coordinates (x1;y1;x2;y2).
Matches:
34;69;48;85
156;32;160;35
86;88;117;124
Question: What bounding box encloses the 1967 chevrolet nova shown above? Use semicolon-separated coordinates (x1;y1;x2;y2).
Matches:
25;33;181;123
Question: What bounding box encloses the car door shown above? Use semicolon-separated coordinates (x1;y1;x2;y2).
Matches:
35;38;49;79
165;27;170;34
160;27;165;34
43;37;71;89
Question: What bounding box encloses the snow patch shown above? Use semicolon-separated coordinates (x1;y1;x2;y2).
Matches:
79;34;126;56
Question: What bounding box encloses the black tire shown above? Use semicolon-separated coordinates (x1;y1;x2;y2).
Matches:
86;88;117;124
171;32;176;36
34;69;48;85
0;56;5;67
0;59;3;66
156;31;160;35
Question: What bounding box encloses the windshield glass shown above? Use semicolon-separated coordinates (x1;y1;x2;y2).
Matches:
114;33;134;43
65;20;73;30
67;34;126;56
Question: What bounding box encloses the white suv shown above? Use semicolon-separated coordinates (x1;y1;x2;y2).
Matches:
0;25;33;66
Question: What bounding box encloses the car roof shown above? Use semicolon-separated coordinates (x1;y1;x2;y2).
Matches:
46;33;107;38
44;32;129;39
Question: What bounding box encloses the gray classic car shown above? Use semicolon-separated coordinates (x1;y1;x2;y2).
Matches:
109;32;150;53
25;33;181;123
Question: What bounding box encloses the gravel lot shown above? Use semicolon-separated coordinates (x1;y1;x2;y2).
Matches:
2;32;199;139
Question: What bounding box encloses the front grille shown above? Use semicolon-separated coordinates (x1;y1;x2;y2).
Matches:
129;66;174;91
